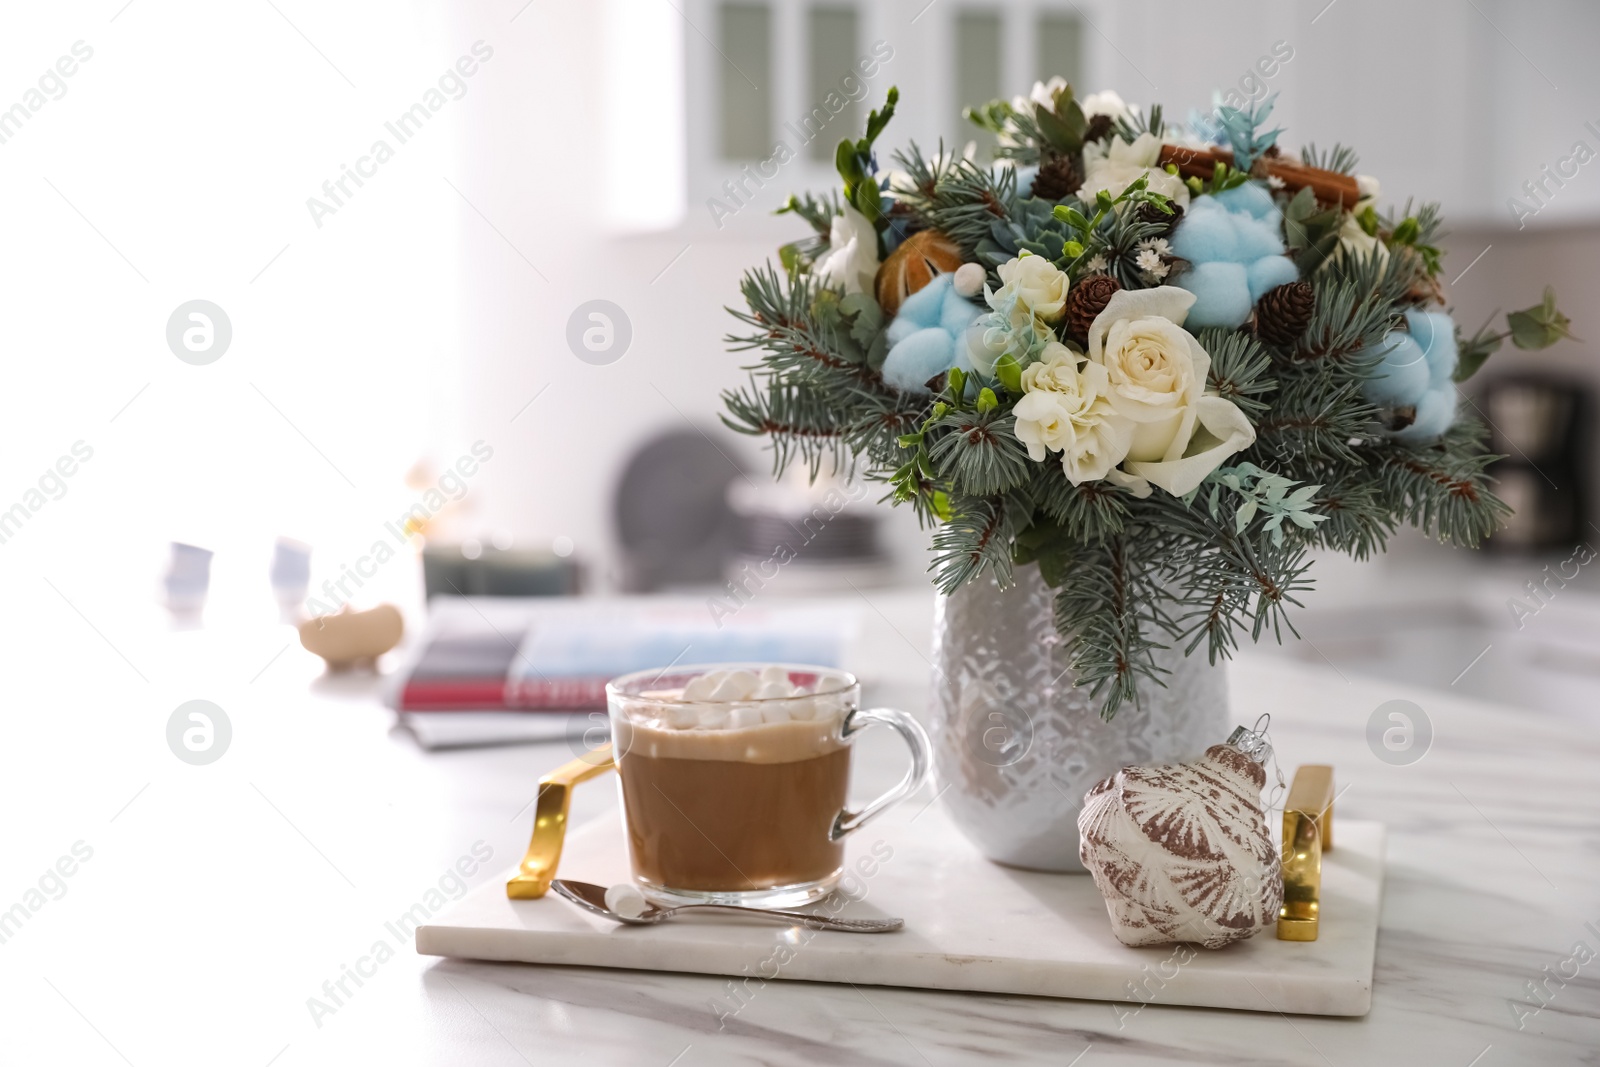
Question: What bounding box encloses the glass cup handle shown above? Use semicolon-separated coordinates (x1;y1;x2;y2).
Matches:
830;706;932;841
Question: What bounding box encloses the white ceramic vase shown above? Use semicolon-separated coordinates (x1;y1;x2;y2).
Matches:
929;562;1229;871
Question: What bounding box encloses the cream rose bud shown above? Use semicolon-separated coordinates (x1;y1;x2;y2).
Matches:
1097;314;1197;462
995;254;1069;324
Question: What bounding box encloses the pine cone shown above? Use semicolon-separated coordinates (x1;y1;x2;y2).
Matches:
1031;154;1081;202
1065;274;1121;346
1084;114;1115;145
1134;198;1184;236
1253;281;1315;348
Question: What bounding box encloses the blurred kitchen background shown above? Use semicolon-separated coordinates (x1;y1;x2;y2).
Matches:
4;0;1599;716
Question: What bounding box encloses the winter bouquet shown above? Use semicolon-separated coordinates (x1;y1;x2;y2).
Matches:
722;82;1572;717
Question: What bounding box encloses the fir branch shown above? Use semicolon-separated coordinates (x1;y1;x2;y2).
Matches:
1375;415;1510;547
926;410;1033;496
930;495;1022;594
1300;142;1359;175
1052;535;1170;721
1198;327;1277;417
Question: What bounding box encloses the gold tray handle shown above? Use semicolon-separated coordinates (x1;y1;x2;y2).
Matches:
1278;764;1334;941
506;745;616;899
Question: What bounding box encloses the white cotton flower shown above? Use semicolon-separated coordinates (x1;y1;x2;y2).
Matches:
813;204;880;296
1135;249;1169;279
1080;89;1134;124
1077;132;1190;209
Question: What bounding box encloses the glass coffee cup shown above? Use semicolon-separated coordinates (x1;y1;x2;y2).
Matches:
606;663;931;908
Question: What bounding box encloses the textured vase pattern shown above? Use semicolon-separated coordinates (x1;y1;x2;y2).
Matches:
1078;744;1282;948
930;563;1228;871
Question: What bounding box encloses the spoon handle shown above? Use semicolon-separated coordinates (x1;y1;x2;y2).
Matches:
678;903;902;932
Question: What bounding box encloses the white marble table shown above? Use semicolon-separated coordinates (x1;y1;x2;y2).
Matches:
3;588;1598;1065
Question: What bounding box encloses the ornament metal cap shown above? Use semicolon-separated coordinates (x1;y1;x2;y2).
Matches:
1225;713;1273;764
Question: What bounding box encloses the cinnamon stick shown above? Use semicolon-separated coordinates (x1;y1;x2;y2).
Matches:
1157;144;1361;208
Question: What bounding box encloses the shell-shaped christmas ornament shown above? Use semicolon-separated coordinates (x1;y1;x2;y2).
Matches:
1078;724;1282;949
875;230;964;317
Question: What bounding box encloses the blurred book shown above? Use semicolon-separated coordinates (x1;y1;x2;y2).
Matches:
389;596;858;720
396;710;587;750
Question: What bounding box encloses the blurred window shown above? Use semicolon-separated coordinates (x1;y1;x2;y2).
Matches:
953;10;1001;154
719;2;774;159
806;5;861;161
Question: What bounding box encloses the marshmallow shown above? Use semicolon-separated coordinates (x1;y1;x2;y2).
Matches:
709;669;759;702
786;698;817;722
758;664;790;685
760;703;792;725
605;883;649;919
728;705;763;730
681;670;723;701
695;708;729;730
754;680;793;700
815;672;850;693
664;704;701;729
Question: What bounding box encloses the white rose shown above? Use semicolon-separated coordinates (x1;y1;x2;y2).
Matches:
1080;89;1133;124
1013;342;1134;484
1085;287;1256;497
994;254;1070;324
813;204;880;295
1078;132;1190;209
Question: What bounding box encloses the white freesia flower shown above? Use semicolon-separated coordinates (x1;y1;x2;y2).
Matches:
1019;76;1069;113
1080;89;1133;124
1084;286;1256;497
994;254;1070;324
1078;132;1190;209
813;204;880;295
1013;342;1134;484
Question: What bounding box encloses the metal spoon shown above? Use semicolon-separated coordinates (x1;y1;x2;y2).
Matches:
550;879;903;933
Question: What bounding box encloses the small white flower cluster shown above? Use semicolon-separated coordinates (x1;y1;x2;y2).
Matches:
1136;237;1173;282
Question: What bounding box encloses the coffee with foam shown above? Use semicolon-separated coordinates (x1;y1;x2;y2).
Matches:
611;665;856;895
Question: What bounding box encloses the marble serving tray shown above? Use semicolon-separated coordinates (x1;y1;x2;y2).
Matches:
417;800;1384;1017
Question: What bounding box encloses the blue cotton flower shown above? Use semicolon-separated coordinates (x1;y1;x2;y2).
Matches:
1360;309;1461;442
881;274;984;392
1169;183;1299;329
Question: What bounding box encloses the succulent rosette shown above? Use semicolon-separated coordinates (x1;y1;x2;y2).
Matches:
724;81;1572;717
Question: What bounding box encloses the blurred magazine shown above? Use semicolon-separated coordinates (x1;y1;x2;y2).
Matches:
389;596;857;748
